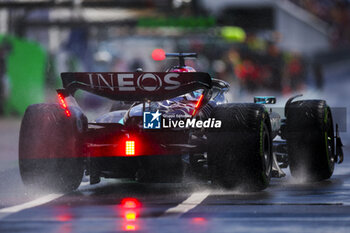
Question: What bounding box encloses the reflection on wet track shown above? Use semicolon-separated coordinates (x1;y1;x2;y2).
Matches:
1;164;350;233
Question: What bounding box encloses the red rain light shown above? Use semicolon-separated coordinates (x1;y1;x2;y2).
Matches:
58;93;71;117
125;141;135;156
152;48;166;61
192;94;204;116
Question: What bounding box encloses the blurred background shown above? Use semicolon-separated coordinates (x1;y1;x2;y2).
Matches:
0;0;350;226
0;0;349;116
0;0;350;219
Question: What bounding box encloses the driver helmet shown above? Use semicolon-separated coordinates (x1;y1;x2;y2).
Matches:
169;66;196;73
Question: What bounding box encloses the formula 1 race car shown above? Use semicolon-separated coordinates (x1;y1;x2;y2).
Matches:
19;53;344;192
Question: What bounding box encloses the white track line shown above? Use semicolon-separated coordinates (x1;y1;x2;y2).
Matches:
164;191;210;216
0;193;64;214
0;182;90;220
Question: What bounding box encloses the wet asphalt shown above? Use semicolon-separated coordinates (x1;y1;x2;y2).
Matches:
0;117;349;233
0;62;350;233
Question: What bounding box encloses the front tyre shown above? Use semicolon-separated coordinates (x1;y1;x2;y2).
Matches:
207;103;272;191
19;104;85;192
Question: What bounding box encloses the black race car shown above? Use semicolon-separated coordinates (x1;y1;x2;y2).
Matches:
19;53;344;192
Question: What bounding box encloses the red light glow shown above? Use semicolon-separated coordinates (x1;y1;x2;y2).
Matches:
124;200;137;208
58;94;71;117
152;49;166;61
192;94;204;116
192;217;207;223
125;141;135;155
56;214;72;222
120;198;141;232
125;211;136;221
121;198;140;209
125;224;136;231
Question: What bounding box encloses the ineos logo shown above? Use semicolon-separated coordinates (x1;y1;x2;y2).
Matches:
137;73;162;91
87;73;181;92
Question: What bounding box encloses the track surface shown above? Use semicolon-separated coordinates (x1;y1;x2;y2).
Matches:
0;62;350;232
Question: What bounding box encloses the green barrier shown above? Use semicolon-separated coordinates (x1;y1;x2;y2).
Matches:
0;35;46;116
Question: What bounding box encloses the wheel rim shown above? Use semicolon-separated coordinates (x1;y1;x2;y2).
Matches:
326;109;335;171
262;125;272;177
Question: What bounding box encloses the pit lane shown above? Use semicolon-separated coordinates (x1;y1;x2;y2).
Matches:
0;63;350;232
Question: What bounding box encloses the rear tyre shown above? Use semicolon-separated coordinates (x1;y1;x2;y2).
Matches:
286;100;335;181
19;104;85;192
207;104;272;191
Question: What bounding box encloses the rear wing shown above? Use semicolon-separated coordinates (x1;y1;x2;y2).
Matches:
60;72;212;101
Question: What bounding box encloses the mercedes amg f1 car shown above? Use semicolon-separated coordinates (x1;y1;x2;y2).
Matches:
19;53;344;192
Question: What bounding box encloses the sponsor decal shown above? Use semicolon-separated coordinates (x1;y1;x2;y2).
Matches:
143;111;221;129
143;110;162;129
162;117;221;129
87;73;180;92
